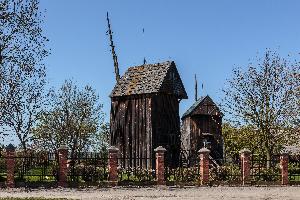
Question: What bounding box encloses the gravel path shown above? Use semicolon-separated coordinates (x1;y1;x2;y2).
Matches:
1;186;300;200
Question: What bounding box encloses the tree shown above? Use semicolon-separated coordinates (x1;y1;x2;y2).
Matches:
2;66;46;150
33;80;107;155
90;122;110;153
222;123;263;160
222;50;300;166
0;0;49;147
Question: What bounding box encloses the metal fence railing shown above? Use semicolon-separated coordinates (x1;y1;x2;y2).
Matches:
14;152;58;187
209;156;241;185
2;150;300;187
165;153;200;185
288;155;300;185
117;157;156;185
250;155;281;184
67;152;108;186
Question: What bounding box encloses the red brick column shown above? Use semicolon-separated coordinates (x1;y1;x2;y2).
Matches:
199;148;210;185
58;145;68;187
280;153;289;185
154;146;166;185
108;146;119;186
240;148;251;185
5;144;16;188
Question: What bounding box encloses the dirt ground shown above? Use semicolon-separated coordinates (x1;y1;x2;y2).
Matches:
1;186;300;200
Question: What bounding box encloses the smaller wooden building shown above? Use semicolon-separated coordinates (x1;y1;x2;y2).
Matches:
110;61;188;168
181;95;223;161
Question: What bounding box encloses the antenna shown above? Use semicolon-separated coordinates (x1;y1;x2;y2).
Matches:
106;12;120;82
195;74;198;102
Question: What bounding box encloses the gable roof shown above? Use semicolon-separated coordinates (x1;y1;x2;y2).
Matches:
182;95;222;118
110;61;188;99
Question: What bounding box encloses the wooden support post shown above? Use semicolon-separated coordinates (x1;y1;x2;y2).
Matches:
58;145;68;187
280;153;289;185
240;148;251;185
5;144;16;188
155;146;166;185
199;147;210;185
108;146;119;186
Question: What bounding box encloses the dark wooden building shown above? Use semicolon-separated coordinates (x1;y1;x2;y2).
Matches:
181;95;223;161
110;61;188;168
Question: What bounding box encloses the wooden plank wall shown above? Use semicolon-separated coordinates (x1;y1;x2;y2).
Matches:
151;94;181;167
110;94;182;168
110;95;153;169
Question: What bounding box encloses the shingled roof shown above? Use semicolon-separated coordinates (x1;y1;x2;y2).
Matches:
182;96;206;118
110;61;188;99
182;95;222;118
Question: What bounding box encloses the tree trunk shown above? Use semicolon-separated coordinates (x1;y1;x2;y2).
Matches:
266;149;271;169
20;137;27;152
267;150;271;169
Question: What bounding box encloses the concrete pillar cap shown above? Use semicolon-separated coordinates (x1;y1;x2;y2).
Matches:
239;148;251;154
198;147;210;154
108;146;119;152
6;144;16;151
154;146;167;152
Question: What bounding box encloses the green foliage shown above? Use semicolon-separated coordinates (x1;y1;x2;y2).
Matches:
209;164;241;183
251;167;280;182
71;165;108;182
33;80;108;153
222;123;260;158
118;167;155;182
0;174;6;182
222;50;300;160
288;163;300;175
166;167;199;183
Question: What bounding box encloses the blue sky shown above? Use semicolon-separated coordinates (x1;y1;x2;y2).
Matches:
40;0;300;122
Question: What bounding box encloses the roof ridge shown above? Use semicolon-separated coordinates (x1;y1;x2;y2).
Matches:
182;95;220;118
127;61;173;71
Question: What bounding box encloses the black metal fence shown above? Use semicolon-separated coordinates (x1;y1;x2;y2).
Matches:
68;152;108;186
250;154;281;184
118;157;156;185
209;156;241;185
2;149;300;187
165;153;200;185
14;152;58;187
288;155;300;185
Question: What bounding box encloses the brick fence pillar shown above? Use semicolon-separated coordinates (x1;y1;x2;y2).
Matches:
240;148;251;185
280;153;289;185
154;146;166;185
108;146;119;186
58;145;68;187
198;147;210;185
5;144;16;188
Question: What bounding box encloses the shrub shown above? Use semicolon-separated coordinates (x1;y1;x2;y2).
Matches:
251;167;280;182
209;164;241;182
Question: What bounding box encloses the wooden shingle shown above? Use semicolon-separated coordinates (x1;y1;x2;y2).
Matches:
110;61;188;99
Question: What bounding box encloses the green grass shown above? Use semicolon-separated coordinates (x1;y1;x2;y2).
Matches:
289;175;300;181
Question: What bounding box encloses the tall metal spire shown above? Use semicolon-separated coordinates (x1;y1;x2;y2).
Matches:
195;74;198;102
106;12;120;82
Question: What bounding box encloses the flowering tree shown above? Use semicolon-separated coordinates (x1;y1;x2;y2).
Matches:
33;80;108;155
